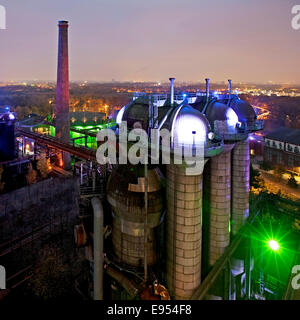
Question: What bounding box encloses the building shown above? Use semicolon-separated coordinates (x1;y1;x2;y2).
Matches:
70;111;106;126
0;107;16;161
264;127;300;171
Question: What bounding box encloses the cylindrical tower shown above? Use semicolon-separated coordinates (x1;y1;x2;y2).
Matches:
228;97;260;235
165;105;220;300
204;147;232;267
107;165;163;267
56;20;70;169
166;163;203;300
199;100;239;271
231;138;250;235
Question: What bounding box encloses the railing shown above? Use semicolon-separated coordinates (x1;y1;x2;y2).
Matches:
80;185;106;199
247;119;264;131
16;128;97;161
133;91;238;100
214;119;264;141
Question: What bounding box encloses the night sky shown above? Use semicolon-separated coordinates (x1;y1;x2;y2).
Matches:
0;0;300;83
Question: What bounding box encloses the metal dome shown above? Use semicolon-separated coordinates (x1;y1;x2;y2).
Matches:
205;101;239;126
167;104;211;147
116;97;223;158
116;100;171;131
229;98;257;123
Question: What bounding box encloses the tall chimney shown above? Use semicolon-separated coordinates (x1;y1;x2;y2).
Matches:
56;20;70;169
205;78;210;102
169;77;175;105
228;79;232;101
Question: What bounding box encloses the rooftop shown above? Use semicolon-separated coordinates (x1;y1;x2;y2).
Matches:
265;127;300;145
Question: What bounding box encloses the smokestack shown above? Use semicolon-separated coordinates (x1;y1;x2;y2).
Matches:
205;78;210;102
228;79;232;100
169;77;175;105
56;20;70;169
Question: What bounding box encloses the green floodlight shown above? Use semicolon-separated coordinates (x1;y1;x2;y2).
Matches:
268;239;280;252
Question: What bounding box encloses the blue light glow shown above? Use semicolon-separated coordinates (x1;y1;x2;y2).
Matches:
226;108;239;127
8;113;15;120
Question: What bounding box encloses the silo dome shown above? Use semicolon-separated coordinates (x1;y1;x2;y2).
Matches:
169;105;211;147
205;101;239;129
229;98;257;123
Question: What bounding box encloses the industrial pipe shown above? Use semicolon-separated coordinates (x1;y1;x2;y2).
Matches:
169;78;175;105
92;197;104;300
228;79;232;101
205;78;210;102
144;162;148;283
105;265;139;298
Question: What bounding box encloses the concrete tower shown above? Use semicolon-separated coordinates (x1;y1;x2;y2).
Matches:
231;138;250;235
194;98;239;272
204;145;233;268
166;163;203;300
228;98;259;235
56;20;70;169
164;106;219;300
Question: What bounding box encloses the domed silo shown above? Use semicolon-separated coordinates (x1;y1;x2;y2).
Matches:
191;92;262;267
201;101;238;269
229;98;258;130
189;98;239;270
228;97;263;235
162;104;222;300
107;164;163;268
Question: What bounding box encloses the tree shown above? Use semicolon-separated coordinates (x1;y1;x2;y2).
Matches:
26;163;38;185
287;174;298;188
250;165;261;188
37;153;51;179
274;165;285;178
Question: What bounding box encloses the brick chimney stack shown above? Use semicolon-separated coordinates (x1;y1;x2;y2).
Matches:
56;20;70;169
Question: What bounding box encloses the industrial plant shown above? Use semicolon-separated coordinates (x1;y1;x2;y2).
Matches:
1;20;299;302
